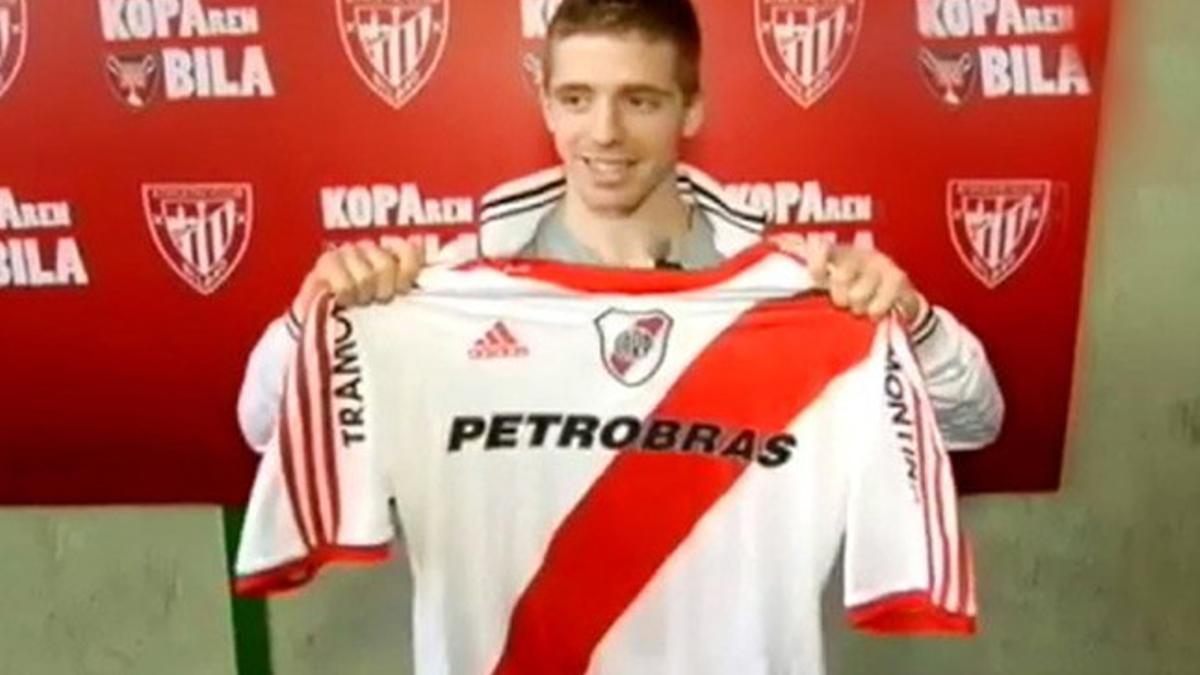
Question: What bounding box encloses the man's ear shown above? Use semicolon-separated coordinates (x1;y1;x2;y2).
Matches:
683;93;705;138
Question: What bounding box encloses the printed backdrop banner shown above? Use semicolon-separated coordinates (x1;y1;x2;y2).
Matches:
0;0;1112;503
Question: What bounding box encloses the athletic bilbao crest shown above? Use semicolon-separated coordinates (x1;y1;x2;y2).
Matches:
755;0;863;108
595;309;673;387
142;183;253;295
337;0;449;109
0;0;27;101
918;47;975;107
105;53;159;109
947;179;1056;289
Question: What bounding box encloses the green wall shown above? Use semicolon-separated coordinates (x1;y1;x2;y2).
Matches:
3;1;1197;673
0;509;236;674
829;3;1200;673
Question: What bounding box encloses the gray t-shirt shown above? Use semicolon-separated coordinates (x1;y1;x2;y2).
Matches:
515;204;724;270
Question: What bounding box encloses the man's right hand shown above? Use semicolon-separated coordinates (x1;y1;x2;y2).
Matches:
293;238;426;312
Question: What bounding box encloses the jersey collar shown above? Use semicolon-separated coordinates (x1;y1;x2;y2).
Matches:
457;243;814;296
475;163;767;260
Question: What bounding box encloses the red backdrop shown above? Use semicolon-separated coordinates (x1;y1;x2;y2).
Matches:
0;0;1111;504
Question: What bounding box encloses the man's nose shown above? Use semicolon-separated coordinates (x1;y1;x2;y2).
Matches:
588;99;624;146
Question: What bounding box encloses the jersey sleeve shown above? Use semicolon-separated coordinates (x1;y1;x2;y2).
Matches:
908;302;1005;451
236;312;296;454
234;293;394;597
841;317;977;635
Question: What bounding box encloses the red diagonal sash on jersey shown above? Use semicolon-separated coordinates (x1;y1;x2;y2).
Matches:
492;298;877;675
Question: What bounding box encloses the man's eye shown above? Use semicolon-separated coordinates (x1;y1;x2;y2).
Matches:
559;94;587;109
628;96;660;111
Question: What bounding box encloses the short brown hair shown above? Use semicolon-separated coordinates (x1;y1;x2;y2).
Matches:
542;0;703;99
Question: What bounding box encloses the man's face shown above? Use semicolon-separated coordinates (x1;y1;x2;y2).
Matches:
542;31;703;217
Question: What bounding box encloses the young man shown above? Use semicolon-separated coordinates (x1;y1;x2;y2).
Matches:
238;0;1003;455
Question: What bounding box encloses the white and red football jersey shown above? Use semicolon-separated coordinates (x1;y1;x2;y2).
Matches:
235;245;976;675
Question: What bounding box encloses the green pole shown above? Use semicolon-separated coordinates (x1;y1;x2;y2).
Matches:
222;506;274;675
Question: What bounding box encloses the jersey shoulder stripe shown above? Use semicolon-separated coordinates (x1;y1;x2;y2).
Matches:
479;167;566;223
677;171;766;233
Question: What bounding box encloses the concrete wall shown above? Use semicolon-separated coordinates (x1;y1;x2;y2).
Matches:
829;3;1200;673
0;509;236;675
2;1;1197;673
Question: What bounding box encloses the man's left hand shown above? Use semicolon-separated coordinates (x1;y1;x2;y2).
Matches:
772;234;925;325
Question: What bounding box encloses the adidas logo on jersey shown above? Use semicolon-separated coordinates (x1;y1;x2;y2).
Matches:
468;321;529;360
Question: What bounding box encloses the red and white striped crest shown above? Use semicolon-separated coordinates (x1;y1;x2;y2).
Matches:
337;0;449;109
0;0;27;101
595;308;672;387
947;179;1053;289
142;183;253;295
755;0;863;109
